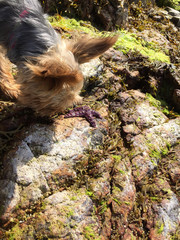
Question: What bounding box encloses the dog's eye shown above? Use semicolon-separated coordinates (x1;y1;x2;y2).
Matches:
41;70;47;75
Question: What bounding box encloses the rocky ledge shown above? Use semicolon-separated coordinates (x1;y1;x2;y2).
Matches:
0;2;180;240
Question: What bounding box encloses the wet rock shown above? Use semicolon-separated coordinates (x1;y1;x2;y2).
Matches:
81;58;103;81
166;7;180;17
149;229;167;240
101;208;112;239
41;189;101;239
112;66;140;89
0;180;20;221
97;8;114;30
157;194;180;236
171;16;180;27
115;2;128;27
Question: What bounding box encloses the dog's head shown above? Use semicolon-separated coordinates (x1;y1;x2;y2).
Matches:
19;35;118;115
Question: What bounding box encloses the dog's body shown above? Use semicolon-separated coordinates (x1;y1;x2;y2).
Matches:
0;0;118;116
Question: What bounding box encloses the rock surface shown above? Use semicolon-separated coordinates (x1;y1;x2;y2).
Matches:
166;7;180;27
0;2;180;240
0;56;179;239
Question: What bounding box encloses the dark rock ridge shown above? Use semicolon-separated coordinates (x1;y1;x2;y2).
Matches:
41;0;180;29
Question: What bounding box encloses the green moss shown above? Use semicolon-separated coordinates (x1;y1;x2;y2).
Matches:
150;196;160;201
112;155;122;161
149;143;170;164
156;0;180;10
157;222;164;234
113;198;122;206
119;169;125;174
99;200;108;214
113;185;122;193
146;93;175;117
49;16;170;63
70;195;77;201
114;31;170;63
173;0;180;10
7;224;23;240
150;149;161;160
146;93;162;107
67;209;74;218
86;190;95;198
49;15;99;35
161;147;169;156
83;224;101;240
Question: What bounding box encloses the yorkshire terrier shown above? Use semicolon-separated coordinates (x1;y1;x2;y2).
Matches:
0;0;118;120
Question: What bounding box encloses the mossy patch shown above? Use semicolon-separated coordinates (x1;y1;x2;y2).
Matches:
146;93;177;117
49;15;99;35
49;16;170;63
6;224;31;240
114;31;170;63
83;224;101;240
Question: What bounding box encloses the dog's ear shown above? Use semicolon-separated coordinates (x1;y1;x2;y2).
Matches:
68;35;118;64
25;60;83;86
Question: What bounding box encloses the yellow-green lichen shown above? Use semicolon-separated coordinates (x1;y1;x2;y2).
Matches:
7;224;24;240
83;224;101;240
49;15;99;35
114;31;170;63
112;155;122;161
86;190;95;198
49;16;170;63
157;222;164;234
99;200;108;214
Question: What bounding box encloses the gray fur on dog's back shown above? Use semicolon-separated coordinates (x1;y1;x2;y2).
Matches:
0;0;59;63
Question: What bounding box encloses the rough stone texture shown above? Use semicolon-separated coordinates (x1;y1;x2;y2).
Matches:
0;3;180;240
1;67;180;240
116;90;180;182
136;29;172;50
111;156;136;237
41;0;129;30
33;189;101;240
41;0;179;30
0;110;108;220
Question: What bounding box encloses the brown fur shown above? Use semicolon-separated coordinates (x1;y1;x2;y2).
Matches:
0;50;20;99
0;35;118;116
